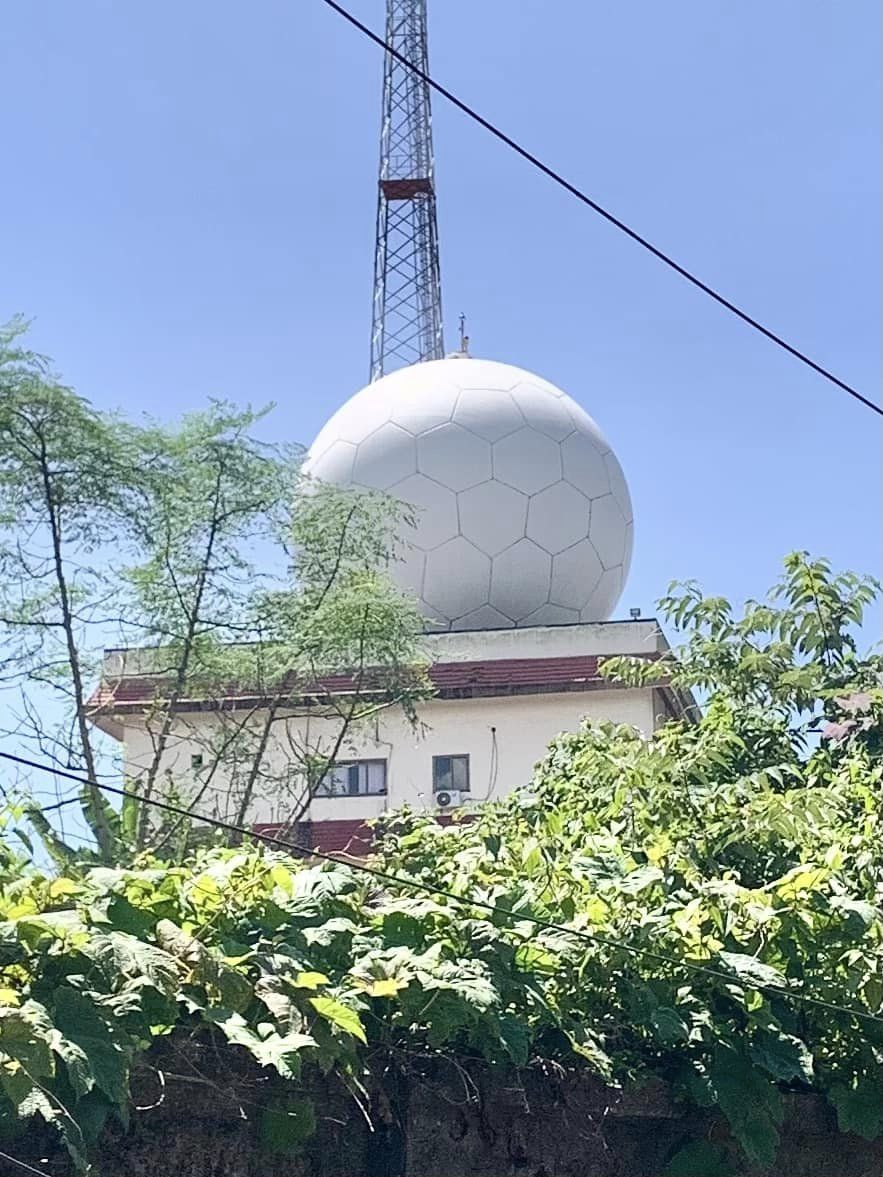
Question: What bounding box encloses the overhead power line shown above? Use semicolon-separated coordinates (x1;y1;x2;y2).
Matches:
2;749;880;1026
318;0;881;419
0;1148;52;1177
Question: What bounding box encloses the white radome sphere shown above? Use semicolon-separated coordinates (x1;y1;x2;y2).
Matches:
304;357;633;630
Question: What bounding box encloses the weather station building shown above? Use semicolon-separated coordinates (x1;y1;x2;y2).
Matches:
92;0;689;854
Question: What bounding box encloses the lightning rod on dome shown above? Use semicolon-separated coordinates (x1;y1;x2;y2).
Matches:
449;312;470;358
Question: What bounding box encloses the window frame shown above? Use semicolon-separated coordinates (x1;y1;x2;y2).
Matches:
314;758;388;799
432;754;470;794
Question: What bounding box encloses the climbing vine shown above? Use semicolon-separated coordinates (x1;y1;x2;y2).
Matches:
0;554;880;1173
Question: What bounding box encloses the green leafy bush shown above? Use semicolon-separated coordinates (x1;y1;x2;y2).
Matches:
0;555;880;1172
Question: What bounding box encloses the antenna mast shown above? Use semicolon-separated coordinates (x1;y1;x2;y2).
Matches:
370;0;444;381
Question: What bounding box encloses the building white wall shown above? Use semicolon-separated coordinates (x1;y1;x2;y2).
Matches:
119;685;658;828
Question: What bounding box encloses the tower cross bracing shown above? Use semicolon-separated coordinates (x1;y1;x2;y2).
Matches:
370;0;444;380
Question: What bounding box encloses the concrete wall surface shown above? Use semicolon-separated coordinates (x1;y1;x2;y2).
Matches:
120;687;658;828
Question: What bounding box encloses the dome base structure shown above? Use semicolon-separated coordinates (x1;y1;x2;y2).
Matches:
304;358;634;630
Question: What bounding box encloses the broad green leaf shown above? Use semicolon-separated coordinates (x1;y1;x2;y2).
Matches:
829;1080;881;1140
828;896;879;929
87;930;180;996
208;1010;261;1052
72;1089;112;1146
498;1014;530;1067
254;977;294;1022
293;971;330;990
566;1030;615;1082
663;1140;734;1176
650;1006;689;1044
369;977;404;998
750;1030;813;1083
189;873;222;910
718;951;787;990
711;1047;782;1167
420;962;499;1011
16;1086;56;1122
0;1002;55;1092
515;943;557;974
252;1032;317;1079
301;917;360;947
53;987;129;1109
17;1084;88;1171
615;865;664;894
49;1031;94;1097
269;865;295;895
259;1097;316;1154
309;996;367;1043
774;865;828;900
0;1000;55;1081
102;893;157;938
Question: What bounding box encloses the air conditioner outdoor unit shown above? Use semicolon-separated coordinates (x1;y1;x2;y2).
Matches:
434;789;464;810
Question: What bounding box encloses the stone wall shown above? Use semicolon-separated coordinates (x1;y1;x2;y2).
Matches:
8;1045;881;1177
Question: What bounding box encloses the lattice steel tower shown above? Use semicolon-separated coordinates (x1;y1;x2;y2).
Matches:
370;0;444;381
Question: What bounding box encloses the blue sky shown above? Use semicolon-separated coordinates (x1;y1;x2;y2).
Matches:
2;0;880;637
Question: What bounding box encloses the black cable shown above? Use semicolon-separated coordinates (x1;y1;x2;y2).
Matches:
319;0;880;419
0;1148;52;1177
3;749;880;1025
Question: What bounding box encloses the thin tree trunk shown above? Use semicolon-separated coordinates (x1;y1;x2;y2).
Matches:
136;471;223;849
38;439;115;860
232;696;282;831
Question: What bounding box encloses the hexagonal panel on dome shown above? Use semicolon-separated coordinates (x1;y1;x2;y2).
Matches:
452;386;525;442
390;473;459;551
423;536;491;621
550;539;603;611
566;401;611;454
589;494;628;569
530;371;568;399
305;438;357;485
452;604;514;631
561;432;610;500
489;539;551;620
510;383;576;441
583;565;623;622
417;422;492;492
493;428;561;495
389;379;460;436
605;451;633;522
623;520;634;575
524;603;581;626
526;482;591;554
458;481;527;557
330;388;393;446
448;357;523;391
352;423;417;490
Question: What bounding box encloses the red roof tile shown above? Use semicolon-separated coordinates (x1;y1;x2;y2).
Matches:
88;653;653;714
253;813;472;859
254;819;374;857
430;654;605;690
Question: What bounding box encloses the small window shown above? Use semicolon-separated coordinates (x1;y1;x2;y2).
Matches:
315;759;387;798
432;755;470;793
190;754;204;771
